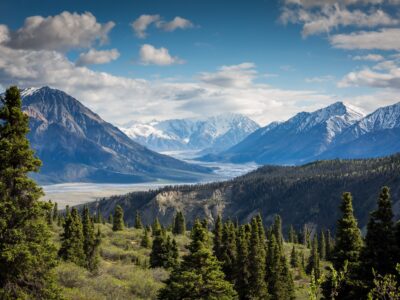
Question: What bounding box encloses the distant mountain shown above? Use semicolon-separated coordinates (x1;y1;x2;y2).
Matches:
318;102;400;159
201;102;366;164
120;113;260;154
20;87;211;184
87;153;400;232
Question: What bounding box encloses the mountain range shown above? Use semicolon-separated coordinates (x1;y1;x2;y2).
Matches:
120;114;260;154
19;87;211;184
201;101;400;164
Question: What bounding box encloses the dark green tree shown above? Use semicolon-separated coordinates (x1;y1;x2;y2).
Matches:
152;217;161;233
59;208;85;267
158;220;237;299
332;192;363;270
273;214;283;247
325;229;334;261
306;236;321;280
213;214;224;261
235;226;251;300
172;211;186;235
134;211;143;229
82;206;100;272
52;202;58;223
290;245;298;268
112;205;124;231
108;214;113;224
221;221;237;282
362;186;396;279
288;225;297;244
141;228;151;248
0;86;60;299
319;230;326;260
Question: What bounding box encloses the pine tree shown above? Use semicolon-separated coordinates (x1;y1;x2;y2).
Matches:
319;230;326;260
325;229;334;261
248;217;269;299
47;200;54;225
112;205;124;231
235;226;251;300
213;214;224;261
332;192;363;270
141;228;151;248
288;225;297;244
152;217;161;233
158;220;237;299
172;211;186;235
290;245;298;268
134;211;143;229
108;214;113;224
82;206;100;272
150;227;176;269
221;221;237;282
273;214;283;246
362;186;396;279
53;202;58;223
0;86;60;299
59;208;85;267
306;236;321;280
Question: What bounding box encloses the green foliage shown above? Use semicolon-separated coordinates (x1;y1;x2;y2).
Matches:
172;211;186;235
221;221;237;282
113;205;124;231
306;236;321;280
321;262;348;300
158;220;238;299
319;230;326;260
213;214;224;261
0;86;60;299
367;264;400;300
134;211;143;229
141;228;151;248
82;206;101;271
150;228;178;269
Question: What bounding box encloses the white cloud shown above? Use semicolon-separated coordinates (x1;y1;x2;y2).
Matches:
339;60;400;89
76;48;120;66
198;63;257;88
330;28;400;50
280;4;398;37
353;54;384;61
131;14;160;38
139;44;184;66
1;11;115;51
156;16;194;32
0;43;337;125
0;25;10;44
305;75;335;83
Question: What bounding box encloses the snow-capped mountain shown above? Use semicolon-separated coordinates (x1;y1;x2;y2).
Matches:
19;86;211;183
200;102;367;164
120;113;260;154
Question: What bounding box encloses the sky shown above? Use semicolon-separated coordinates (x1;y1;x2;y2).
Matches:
0;0;399;126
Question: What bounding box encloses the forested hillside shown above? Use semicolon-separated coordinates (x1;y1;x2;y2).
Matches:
91;154;400;231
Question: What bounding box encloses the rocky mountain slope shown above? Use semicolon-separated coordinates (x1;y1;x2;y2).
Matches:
120;113;260;154
20;87;211;183
201;102;366;164
88;153;400;232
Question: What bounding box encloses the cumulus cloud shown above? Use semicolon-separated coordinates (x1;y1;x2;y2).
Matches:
0;11;115;51
305;75;335;83
280;4;398;37
131;14;160;38
139;44;184;65
330;28;400;50
198;63;257;88
76;48;120;66
156;16;194;32
339;59;400;89
131;15;195;38
0;43;338;125
353;54;384;61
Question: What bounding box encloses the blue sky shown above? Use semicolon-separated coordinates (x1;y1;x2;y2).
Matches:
0;0;399;125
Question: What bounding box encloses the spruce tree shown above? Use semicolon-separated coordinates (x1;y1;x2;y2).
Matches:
235;226;251;300
82;206;100;272
332;192;363;270
112;205;124;231
150;227;176;269
53;202;58;223
290;245;298;268
141;228;151;248
213;214;224;261
108;214;113;224
59;208;85;267
221;221;237;282
288;225;297;244
319;230;326;260
152;217;161;233
325;229;334;261
134;211;143;229
172;211;186;235
158;220;237;299
362;186;396;279
306;236;321;280
0;86;60;299
273;214;283;246
248;217;269;299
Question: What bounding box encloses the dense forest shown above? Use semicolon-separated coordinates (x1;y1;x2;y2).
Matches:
91;153;400;232
1;86;399;299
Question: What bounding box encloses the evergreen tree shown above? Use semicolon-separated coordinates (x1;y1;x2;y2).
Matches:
172;211;186;235
53;202;58;223
134;211;143;229
362;186;396;279
141;228;151;248
59;208;85;267
0;86;60;299
325;229;334;261
158;220;237;299
108;214;113;224
82;206;100;272
235;226;251;300
273;214;283;246
47;200;54;225
288;225;297;244
150;227;176;269
319;230;326;260
152;217;161;233
112;205;124;231
332;192;363;270
213;214;224;261
306;236;321;280
290;245;298;268
221;221;237;282
248;217;269;299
